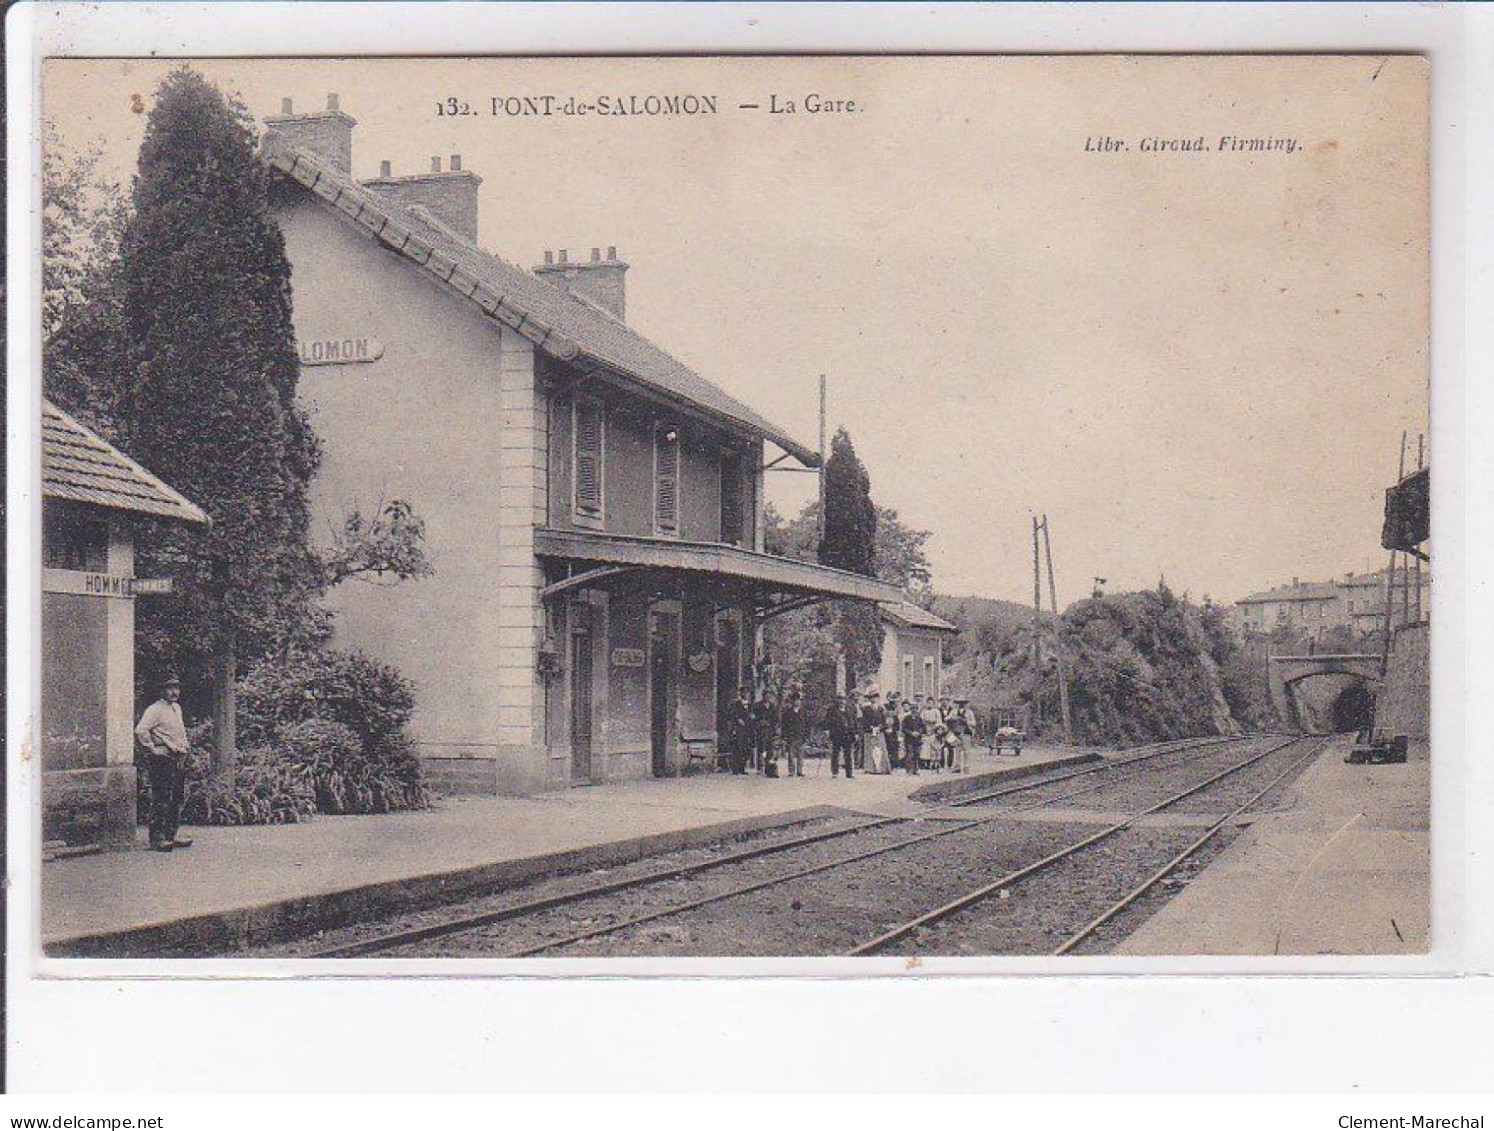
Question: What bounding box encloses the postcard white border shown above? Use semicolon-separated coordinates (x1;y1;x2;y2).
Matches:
8;0;1491;1092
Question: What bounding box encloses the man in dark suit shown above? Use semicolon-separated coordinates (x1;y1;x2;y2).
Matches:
882;691;904;769
823;695;857;779
724;687;754;774
902;700;927;774
779;686;809;777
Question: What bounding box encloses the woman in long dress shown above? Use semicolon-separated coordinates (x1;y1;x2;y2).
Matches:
862;691;892;774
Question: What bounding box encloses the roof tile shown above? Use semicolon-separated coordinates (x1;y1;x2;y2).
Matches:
42;401;209;525
266;145;820;465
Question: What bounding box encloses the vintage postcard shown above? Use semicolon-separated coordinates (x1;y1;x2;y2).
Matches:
31;53;1430;967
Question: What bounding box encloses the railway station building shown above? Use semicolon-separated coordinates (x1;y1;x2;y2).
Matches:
260;96;900;795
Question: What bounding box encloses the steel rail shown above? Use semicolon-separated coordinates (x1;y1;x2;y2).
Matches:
309;734;1280;959
1051;737;1329;956
845;735;1310;956
308;812;902;958
946;734;1248;809
950;735;1253;813
501;736;1290;959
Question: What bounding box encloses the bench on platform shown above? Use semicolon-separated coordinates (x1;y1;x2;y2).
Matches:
682;735;729;774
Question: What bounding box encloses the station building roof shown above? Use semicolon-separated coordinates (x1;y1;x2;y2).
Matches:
879;600;958;634
535;528;903;610
43;400;210;526
262;141;821;466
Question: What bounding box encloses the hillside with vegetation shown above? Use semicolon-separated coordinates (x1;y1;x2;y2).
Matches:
942;583;1278;747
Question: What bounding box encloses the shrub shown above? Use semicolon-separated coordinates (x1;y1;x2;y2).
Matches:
138;722;318;827
237;648;429;814
136;647;431;826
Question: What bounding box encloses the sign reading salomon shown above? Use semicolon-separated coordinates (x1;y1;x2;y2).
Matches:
298;337;384;366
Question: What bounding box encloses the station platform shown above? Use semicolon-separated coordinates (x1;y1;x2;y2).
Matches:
42;743;1096;956
1116;734;1430;956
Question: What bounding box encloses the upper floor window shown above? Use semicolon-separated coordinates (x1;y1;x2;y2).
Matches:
573;397;604;523
720;452;743;546
655;423;680;536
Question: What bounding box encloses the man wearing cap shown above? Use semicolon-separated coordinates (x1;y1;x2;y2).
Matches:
134;675;193;852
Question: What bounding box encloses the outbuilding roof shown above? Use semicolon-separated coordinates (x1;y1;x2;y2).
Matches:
880;600;958;633
43;400;210;525
262;140;821;466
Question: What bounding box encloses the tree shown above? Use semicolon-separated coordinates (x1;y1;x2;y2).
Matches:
42;128;130;427
116;68;322;781
817;428;881;686
764;469;937;691
872;505;933;597
819;427;877;576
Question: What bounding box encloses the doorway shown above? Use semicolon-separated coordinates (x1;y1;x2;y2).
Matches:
650;608;680;777
570;603;594;782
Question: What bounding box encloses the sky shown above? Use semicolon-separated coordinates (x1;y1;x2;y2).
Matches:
42;56;1429;606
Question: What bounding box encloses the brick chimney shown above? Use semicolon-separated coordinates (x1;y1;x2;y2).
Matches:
362;155;482;243
534;246;629;320
262;94;356;174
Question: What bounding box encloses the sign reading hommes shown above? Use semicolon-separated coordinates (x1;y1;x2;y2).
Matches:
43;569;173;598
298;337;384;366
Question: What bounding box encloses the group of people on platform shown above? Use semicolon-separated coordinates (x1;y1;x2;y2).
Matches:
720;685;979;779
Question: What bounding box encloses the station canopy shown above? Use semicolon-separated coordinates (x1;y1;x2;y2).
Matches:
536;528;903;619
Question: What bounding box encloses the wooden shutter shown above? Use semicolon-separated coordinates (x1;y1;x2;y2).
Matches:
656;425;680;533
574;400;603;517
719;454;742;545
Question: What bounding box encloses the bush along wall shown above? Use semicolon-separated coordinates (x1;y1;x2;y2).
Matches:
138;648;430;826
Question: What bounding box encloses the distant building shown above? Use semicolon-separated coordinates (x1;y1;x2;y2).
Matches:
1231;568;1430;641
1231;578;1344;639
1337;567;1430;637
877;601;958;701
41;400;209;848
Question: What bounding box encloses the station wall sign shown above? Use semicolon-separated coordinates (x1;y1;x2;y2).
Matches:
43;569;173;598
298;337;384;366
610;647;646;668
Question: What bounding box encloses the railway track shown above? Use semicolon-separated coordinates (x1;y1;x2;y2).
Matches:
302;733;1309;959
849;734;1326;956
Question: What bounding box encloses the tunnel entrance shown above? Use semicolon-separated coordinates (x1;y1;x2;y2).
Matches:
1330;683;1375;734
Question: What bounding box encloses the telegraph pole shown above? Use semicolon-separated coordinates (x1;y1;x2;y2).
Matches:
1042;515;1075;746
1414;433;1424;624
1031;515;1043;730
1381;430;1407;669
816;374;827;542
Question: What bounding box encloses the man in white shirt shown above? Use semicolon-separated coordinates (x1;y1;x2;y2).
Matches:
134;674;193;852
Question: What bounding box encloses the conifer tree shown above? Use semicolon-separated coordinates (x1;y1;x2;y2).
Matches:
818;427;877;577
817;428;881;687
118;68;319;780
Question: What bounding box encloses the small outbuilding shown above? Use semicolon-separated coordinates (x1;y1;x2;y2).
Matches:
41;400;209;850
877;601;958;702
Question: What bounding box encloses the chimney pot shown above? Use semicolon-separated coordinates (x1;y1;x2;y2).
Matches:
430;156;442;173
379;160;392;178
450;154;462;171
543;250;554;265
607;245;617;260
327;93;340;112
266;96;354;173
1292;576;1300;587
558;249;569;264
591;247;601;262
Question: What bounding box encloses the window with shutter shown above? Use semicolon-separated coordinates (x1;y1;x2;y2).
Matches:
720;453;742;545
655;424;680;534
573;399;604;521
